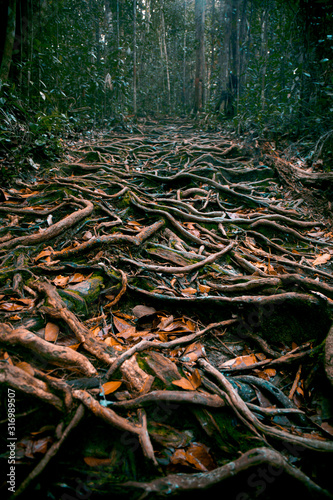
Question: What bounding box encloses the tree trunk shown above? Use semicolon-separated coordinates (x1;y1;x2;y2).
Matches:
182;0;187;110
0;0;16;82
194;0;205;112
133;0;137;115
161;10;171;111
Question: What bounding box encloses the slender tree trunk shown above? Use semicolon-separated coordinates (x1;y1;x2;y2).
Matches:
161;10;171;111
183;0;187;110
219;0;231;93
133;0;137;115
260;8;268;111
0;0;16;82
194;0;206;112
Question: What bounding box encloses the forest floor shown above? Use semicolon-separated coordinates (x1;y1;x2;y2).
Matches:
1;118;333;500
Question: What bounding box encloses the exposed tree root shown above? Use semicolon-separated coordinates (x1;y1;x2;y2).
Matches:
1;121;333;499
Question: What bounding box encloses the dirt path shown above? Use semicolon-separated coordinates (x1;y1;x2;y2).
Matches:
1;120;333;499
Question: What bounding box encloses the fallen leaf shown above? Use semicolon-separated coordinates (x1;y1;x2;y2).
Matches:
0;302;23;311
34;248;53;261
3;352;13;364
220;354;257;369
53;275;69;287
255;352;266;361
181;287;197;296
68;343;81;350
172;369;201;390
321;422;333;436
45;322;59;342
198;284;211;293
16;361;35;376
312;254;331;266
82;231;93;240
14;298;34;306
113;316;135;333
264;368;276;378
101;381;122;395
69;272;92;283
180;343;206;363
132;305;156;318
104;336;123;347
170;442;216;472
185;442;216;471
84;457;112;467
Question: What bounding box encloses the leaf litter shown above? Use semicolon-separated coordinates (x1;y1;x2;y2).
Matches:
0;120;333;498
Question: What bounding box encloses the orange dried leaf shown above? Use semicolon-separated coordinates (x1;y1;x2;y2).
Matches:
181;343;205;363
34;248;53;261
53;275;69;287
172;369;201;390
45;322;59;342
104;337;122;347
221;354;257;369
181;287;197;296
84;457;112;467
16;361;35;376
172;377;197;391
101;381;122;395
117;326;137;339
70;272;92;283
68;343;81;350
255;352;266;361
113;316;134;333
3;352;13;365
312;253;331;266
185;442;216;472
0;302;23;311
198;284;211;293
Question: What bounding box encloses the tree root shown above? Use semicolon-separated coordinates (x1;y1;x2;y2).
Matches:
122;446;333;498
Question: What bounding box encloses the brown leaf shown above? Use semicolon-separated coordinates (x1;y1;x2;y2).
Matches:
172;369;201;390
0;302;23;311
53;275;69;287
321;422;333;436
180;343;205;363
170;443;216;472
84;457;112;467
132;305;156;318
69;272;92;283
68;343;81;350
45;322;59;342
16;361;35;376
263;368;276;378
220;354;257;369
113;316;134;333
181;287;197;296
34;248;53;261
312;254;331;266
82;231;93;241
161;320;191;333
2;352;13;364
185;442;216;471
101;381;122;395
198;284;211;294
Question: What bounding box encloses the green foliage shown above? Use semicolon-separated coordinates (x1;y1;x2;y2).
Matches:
0;0;332;150
0;79;67;185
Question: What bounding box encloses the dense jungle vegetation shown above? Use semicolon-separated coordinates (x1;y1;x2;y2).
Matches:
0;0;333;176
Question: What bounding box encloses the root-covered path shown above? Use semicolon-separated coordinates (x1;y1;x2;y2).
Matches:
1;120;333;499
